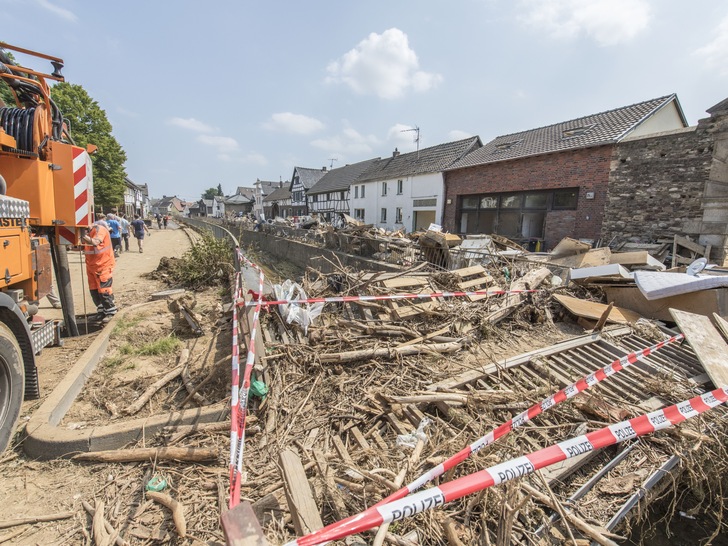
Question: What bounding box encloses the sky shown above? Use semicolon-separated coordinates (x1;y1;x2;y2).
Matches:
2;0;727;201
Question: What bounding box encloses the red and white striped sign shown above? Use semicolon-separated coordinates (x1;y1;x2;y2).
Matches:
56;225;76;246
72;147;93;226
286;386;728;546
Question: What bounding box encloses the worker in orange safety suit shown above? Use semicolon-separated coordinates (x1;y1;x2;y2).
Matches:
82;218;117;323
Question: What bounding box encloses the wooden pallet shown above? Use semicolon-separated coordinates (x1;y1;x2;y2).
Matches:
451;265;495;302
380;276;439;320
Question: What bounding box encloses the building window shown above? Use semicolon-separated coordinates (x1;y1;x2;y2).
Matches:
361;185;366;198
354;186;359;198
457;188;578;240
395;207;403;223
397;180;403;195
354;208;365;220
553;189;579;209
380;208;387;223
340;191;345;200
312;194;318;202
382;182;387;196
326;193;331;201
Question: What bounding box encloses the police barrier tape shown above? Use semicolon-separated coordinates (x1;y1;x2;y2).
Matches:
285;385;728;546
229;248;266;508
228;271;243;505
372;333;684;509
238;288;540;308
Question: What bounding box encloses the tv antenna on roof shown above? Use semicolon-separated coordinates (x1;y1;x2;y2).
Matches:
401;126;420;158
327;158;338;169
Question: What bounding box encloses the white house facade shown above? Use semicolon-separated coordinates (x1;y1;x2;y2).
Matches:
351;138;482;232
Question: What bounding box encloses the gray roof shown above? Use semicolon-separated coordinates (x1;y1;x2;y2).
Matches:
264;186;292;202
448;94;686;170
290;167;327;191
358;137;482;183
307;157;381;195
256;181;280;197
225;193;253;204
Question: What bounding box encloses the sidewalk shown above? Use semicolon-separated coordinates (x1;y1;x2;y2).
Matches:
39;222;191;322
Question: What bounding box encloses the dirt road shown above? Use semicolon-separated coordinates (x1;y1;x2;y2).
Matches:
0;222;194;545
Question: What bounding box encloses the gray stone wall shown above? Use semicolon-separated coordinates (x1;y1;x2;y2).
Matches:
602;127;713;247
699;100;728;263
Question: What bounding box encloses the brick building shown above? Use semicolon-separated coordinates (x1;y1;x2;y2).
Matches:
442;95;688;250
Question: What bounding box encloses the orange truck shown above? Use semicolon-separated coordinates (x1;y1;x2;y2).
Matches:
0;43;95;452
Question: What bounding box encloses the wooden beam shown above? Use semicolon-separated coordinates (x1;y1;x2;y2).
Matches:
671;309;728;389
279;449;324;536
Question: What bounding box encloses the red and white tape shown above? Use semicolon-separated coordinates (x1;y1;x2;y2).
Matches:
238;288;539;308
375;333;684;508
285;385;728;546
229;248;266;508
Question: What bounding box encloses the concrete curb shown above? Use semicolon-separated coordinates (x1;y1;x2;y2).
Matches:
23;303;229;460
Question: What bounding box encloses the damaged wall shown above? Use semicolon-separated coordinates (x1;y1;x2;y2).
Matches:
602;99;728;263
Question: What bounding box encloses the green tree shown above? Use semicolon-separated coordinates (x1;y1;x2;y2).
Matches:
50;82;127;208
217;183;223;196
202;187;219;200
0;49;17;106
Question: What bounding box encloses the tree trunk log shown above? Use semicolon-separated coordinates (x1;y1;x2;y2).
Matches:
320;341;462;364
72;447;217;463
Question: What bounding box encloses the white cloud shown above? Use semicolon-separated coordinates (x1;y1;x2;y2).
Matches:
448;130;474;141
326;28;443;100
695;15;728;77
36;0;77;22
263;112;324;135
196;134;239;154
168;117;216;133
518;0;651;46
311;123;381;156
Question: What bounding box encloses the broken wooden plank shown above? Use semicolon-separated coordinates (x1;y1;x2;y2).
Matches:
551;237;592;257
671;309;728;389
349;426;370;450
278;449;324;536
554;294;643;325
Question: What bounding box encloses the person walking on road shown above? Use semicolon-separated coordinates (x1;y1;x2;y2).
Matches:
119;214;131;252
163;215;169;229
155;212;162;229
131;214;150;253
81;220;117;323
107;214;122;257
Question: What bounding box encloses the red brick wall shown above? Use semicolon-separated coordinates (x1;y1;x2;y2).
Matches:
443;146;613;250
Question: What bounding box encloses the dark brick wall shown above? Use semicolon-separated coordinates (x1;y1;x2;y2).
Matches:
443;146;613;249
602;129;713;244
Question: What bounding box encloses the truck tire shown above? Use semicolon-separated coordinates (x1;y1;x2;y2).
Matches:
0;322;24;453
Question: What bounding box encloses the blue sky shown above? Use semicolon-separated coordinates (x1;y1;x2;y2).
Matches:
2;0;727;201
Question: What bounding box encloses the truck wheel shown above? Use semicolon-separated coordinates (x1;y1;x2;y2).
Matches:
0;322;24;453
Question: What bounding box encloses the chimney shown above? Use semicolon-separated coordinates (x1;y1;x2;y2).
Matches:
322;166;327;171
393;148;400;158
